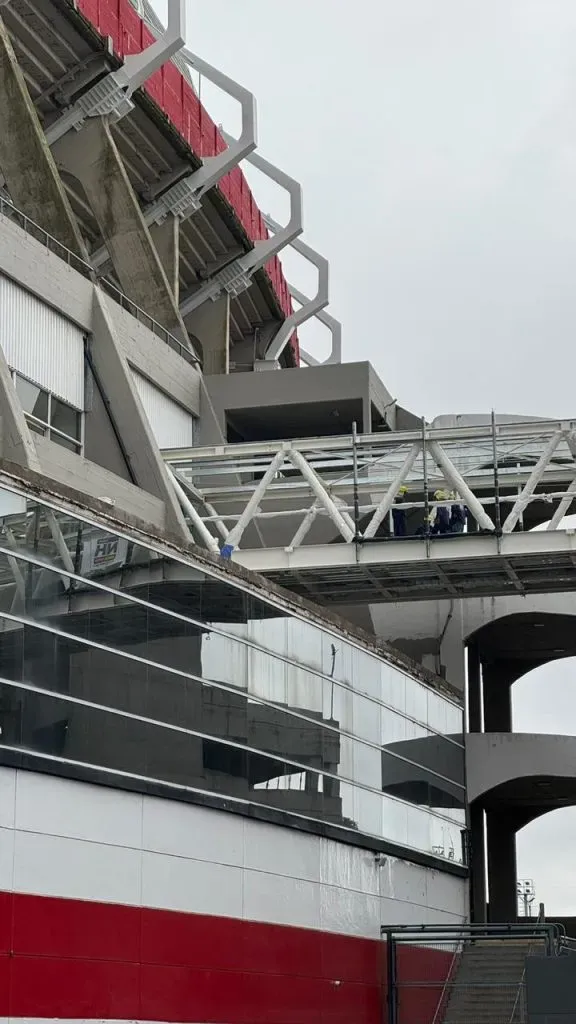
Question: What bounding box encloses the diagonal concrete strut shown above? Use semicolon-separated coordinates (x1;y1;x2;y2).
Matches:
0;14;87;258
54;117;192;348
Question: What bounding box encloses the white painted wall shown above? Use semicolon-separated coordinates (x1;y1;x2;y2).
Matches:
0;769;467;934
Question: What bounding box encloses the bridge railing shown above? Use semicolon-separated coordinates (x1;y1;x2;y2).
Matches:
163;419;576;556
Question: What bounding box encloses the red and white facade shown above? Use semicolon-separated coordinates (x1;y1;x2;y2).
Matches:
0;768;466;1024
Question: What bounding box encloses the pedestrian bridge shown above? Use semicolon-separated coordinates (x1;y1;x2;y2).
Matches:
163;417;576;606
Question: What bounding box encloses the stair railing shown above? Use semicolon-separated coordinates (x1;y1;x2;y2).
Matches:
430;938;463;1024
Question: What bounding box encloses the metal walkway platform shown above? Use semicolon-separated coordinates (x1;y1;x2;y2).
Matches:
163;417;576;605
232;530;576;605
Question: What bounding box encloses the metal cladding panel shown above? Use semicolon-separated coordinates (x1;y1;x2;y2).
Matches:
132;371;195;449
0;767;465;1024
0;276;84;408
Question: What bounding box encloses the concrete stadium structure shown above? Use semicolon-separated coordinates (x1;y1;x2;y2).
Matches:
0;0;574;1021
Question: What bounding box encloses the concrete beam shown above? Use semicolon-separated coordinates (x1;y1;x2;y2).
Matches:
0;343;41;472
149;216;180;304
90;287;190;541
0;15;87;258
185;293;230;375
54;118;190;345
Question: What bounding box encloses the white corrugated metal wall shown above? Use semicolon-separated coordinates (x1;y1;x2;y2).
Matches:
132;370;195;449
0;275;84;408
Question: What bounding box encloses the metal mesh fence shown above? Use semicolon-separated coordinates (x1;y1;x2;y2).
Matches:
385;928;553;1024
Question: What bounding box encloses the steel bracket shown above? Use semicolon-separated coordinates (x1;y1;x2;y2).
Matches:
144;46;257;227
45;0;186;146
297;302;343;367
180;147;303;317
263;218;329;362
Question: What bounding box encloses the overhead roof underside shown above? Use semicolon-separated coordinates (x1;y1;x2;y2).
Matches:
1;0;294;357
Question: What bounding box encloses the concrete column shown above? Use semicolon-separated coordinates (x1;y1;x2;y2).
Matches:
185;293;230;375
0;343;41;472
482;658;514;733
469;802;487;923
0;15;87;258
53;118;189;343
150;216;180;303
467;641;482;733
90;287;189;541
486;810;518;922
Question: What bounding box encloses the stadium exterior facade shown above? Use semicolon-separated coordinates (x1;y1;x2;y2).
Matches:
0;1;572;1022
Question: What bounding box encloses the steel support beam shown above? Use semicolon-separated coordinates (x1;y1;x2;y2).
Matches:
502;430;563;533
262;219;329;362
221;450;286;557
295;298;342;367
166;465;220;553
143;47;257;223
364;443;421;539
286;449;355;543
429;440;495;532
45;0;186;145
91;45;258;271
180;149;303;317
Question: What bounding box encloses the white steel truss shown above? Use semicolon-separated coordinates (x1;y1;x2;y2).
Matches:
163;418;576;603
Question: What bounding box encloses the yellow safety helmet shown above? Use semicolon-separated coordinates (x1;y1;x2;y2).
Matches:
398;485;408;495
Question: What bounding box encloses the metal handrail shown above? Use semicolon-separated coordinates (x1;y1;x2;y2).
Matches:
0;196;198;365
430;938;463;1024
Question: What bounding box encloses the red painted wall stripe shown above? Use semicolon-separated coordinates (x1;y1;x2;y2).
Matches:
0;891;450;1024
72;0;299;363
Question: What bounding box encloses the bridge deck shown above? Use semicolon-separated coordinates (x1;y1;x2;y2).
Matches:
233;530;576;605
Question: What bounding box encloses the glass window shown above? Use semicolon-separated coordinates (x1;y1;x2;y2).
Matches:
12;374;82;452
14;375;48;421
0;490;468;864
51;396;81;441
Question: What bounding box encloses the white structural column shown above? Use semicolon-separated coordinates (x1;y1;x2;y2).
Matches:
502;430;563;534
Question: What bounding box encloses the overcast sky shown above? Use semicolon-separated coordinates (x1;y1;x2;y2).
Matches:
154;0;576;914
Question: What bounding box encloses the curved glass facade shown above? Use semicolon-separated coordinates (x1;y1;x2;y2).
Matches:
0;484;465;864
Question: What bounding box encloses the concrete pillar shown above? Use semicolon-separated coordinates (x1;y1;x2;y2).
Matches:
482;659;514;733
53;118;189;343
469;802;487;923
150;216;180;303
467;642;482;733
185;293;230;375
90;287;189;542
486;810;518;922
0;343;41;472
0;15;87;258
